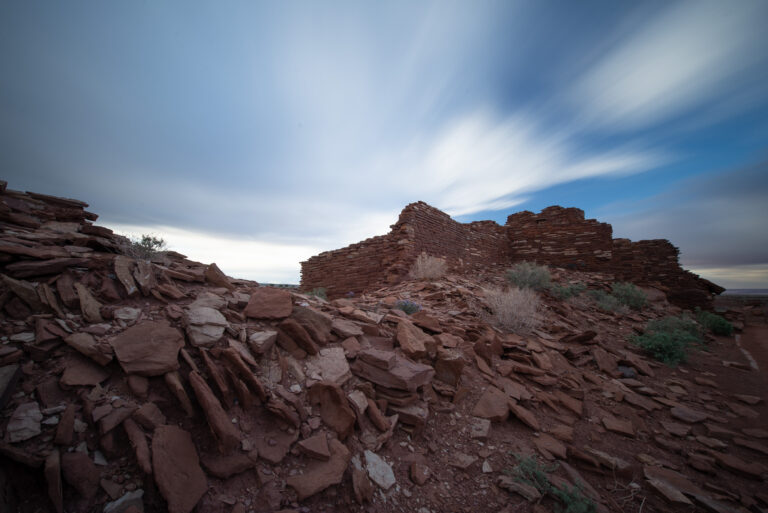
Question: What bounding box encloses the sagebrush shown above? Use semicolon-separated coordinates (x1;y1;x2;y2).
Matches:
123;234;167;260
482;286;541;332
610;282;647;310
409;252;447;280
305;287;327;300
695;308;734;336
506;454;596;513
506;261;551;290
631;315;703;366
550;282;586;300
394;299;421;315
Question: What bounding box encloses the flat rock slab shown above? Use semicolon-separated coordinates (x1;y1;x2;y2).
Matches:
8;401;43;442
63;333;113;366
364;450;396;489
305;347;351;385
298;433;330;460
110;321;183;376
308;382;356;440
670;406;708;424
244;288;293;319
152;425;207;513
602;416;635;437
61;452;100;499
351;350;434;392
286;439;350;500
60;355;110;387
471;386;509;422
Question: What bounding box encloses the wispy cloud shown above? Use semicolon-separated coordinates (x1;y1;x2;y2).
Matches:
573;0;768;130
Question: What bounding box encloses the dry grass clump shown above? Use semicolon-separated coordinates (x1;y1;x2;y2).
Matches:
481;286;542;333
409;252;447;280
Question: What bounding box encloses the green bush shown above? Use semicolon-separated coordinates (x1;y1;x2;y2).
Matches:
507;454;595;513
610;282;647;310
695;308;734;336
394;299;421;315
507;261;551;291
631;315;703;366
125;234;167;260
586;289;622;312
550;282;586;300
551;484;597;513
306;287;327;300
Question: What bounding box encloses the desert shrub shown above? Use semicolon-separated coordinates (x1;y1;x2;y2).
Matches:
482;286;541;332
631;315;703;366
695;308;734;336
409;252;447;280
550;282;586;300
507;454;595;513
551;484;597;513
610;282;647;310
586;289;623;312
506;261;551;290
394;299;421;315
306;287;327;300
509;454;555;493
124;234;167;260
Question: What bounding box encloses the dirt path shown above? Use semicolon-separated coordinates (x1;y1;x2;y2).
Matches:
738;322;768;400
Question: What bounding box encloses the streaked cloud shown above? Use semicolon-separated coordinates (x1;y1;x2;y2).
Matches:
573;0;768;130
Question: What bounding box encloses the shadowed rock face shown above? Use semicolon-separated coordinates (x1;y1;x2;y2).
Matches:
301;201;722;308
2;181;761;513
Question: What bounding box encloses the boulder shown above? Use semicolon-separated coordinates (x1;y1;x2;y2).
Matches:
109;321;184;376
244;288;292;319
152;425;207;513
185;306;227;347
7;401;43;442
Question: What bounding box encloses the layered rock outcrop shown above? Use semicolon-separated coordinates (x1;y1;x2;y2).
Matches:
301;202;723;308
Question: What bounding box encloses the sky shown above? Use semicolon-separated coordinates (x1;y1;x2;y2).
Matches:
2;1;768;288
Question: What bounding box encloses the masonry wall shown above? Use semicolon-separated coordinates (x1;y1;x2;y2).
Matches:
505;206;613;270
300;201;722;307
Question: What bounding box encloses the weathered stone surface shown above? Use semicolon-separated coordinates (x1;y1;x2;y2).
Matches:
248;330;277;355
497;475;541;501
713;452;767;479
331;318;364;338
410;462;431;485
509;402;540;431
364;450;396;489
351;349;434;392
286;439;350;500
133;260;157;296
1;274;45;310
279;318;319;355
61;452;100;499
8;401;43;442
164;371;195;417
434;349;465;386
204;262;235;291
110;321;183;376
60;354;111;386
352;456;374;503
185;306;227;347
133;402;166;431
123;418;152;474
472;386;509;422
244;287;293;319
103;489;144;513
44;448;64;513
298;433;330;460
602;416;635;437
114;256;139;297
534;433;567;460
670;406;708;424
305;347;351;384
54;403;76;445
200;450;259;478
308;382;356;440
63;332;113;366
152;425;207;513
292;306;333;345
396;319;432;358
0;364;21;409
74;283;103;323
100;406;137;435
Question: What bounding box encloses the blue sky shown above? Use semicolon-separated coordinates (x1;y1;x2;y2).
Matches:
2;1;767;287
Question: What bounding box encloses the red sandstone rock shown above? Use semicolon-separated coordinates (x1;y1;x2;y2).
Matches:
308;382;356;440
285;439;350;500
63;332;113;366
204;262;235;291
244;287;292;319
471;386;509;422
123;418;152;474
200;450;259;478
188;370;241;453
298;433;331;460
44;449;63;513
396;319;432;358
351;349;434;392
109;320;183;376
279;318;319;355
152;425;207;513
61;452;100;499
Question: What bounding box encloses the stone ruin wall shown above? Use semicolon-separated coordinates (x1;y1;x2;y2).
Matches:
301;201;723;307
505;206;614;270
300;202;511;298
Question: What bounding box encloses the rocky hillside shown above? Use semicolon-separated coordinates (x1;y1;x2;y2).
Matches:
1;182;766;513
